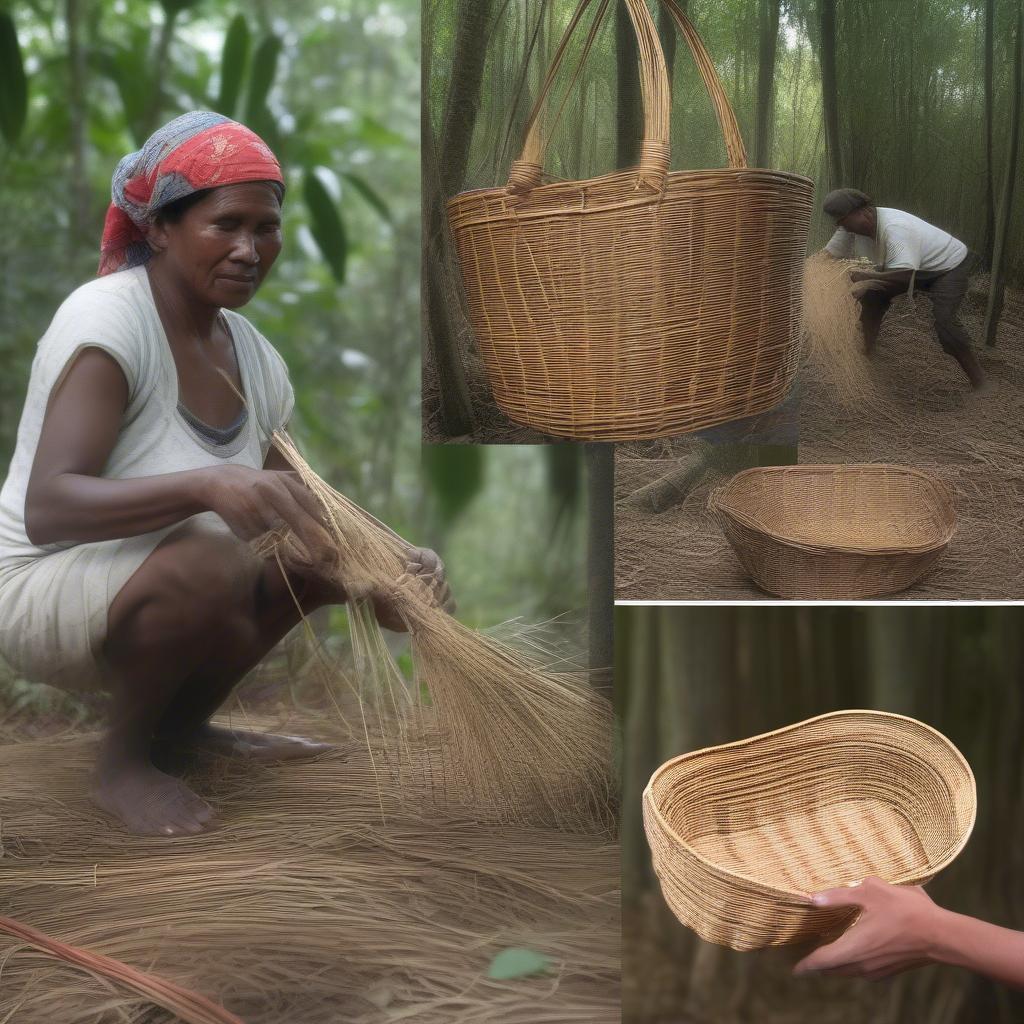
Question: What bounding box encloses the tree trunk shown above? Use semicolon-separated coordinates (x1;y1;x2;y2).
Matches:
984;0;1023;348
754;0;780;168
437;0;494;198
422;0;495;437
585;443;614;696
819;0;843;188
620;605;656;898
983;0;996;264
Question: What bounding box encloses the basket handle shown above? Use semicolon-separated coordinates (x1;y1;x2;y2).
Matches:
507;0;747;196
508;0;670;194
658;0;747;169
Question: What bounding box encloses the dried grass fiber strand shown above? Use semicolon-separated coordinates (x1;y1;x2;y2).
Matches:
802;253;880;408
447;0;813;440
710;464;956;599
643;710;976;950
268;431;614;828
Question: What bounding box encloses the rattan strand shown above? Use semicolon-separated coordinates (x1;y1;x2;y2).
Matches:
709;464;956;599
447;0;813;440
642;710;976;951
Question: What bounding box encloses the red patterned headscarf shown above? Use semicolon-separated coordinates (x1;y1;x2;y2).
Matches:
98;111;284;276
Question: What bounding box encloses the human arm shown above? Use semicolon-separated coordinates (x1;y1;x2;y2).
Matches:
821;227;855;260
849;267;915;286
793;876;1024;989
24;347;335;566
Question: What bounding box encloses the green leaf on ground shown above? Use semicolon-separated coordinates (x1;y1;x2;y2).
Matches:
487;948;550;981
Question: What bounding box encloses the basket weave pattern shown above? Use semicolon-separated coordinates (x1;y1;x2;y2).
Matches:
447;0;813;440
711;464;956;599
643;711;976;950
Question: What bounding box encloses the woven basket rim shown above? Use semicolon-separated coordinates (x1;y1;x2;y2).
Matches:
710;463;957;557
642;709;977;901
448;164;815;209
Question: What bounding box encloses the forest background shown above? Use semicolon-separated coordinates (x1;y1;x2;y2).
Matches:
424;0;1024;439
0;0;589;715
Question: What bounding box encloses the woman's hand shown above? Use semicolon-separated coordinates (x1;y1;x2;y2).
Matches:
372;545;455;632
793;877;944;980
197;464;338;574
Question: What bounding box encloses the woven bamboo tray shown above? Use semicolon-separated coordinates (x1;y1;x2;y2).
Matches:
643;710;976;951
447;0;813;440
710;464;956;599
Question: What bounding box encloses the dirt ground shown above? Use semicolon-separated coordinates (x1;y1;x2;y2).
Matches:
616;281;1024;601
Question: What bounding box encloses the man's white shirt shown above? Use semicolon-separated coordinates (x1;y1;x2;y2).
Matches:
825;207;967;273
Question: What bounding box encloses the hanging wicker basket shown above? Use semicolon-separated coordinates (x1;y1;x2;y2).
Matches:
643;710;976;951
446;0;814;440
710;464;956;599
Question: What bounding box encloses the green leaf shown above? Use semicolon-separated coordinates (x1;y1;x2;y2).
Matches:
217;14;250;118
303;167;348;284
340;171;393;224
357;115;405;147
244;33;283;126
422;445;485;522
487;948;550;981
90;34;152;145
0;10;28;144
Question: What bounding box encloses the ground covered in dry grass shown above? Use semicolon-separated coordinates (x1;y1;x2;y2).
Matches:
0;664;619;1023
616;280;1024;601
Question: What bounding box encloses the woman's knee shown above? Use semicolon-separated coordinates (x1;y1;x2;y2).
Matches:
107;528;260;660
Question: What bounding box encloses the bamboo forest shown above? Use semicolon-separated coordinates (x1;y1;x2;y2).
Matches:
424;0;1024;440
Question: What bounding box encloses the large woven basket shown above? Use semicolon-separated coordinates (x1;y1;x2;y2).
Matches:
711;464;956;599
643;710;976;951
447;0;814;440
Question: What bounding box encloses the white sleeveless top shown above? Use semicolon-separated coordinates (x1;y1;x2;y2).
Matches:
0;265;294;691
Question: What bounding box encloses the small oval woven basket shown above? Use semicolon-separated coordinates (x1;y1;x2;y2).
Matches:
447;0;813;440
643;710;976;951
710;463;956;599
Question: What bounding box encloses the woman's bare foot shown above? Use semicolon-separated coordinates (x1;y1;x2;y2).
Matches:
92;759;214;836
159;723;335;762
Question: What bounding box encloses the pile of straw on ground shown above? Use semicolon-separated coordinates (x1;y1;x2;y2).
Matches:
0;711;619;1022
616;274;1024;600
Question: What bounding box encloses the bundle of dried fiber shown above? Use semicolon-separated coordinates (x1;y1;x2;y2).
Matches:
266;431;615;830
802;252;881;409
